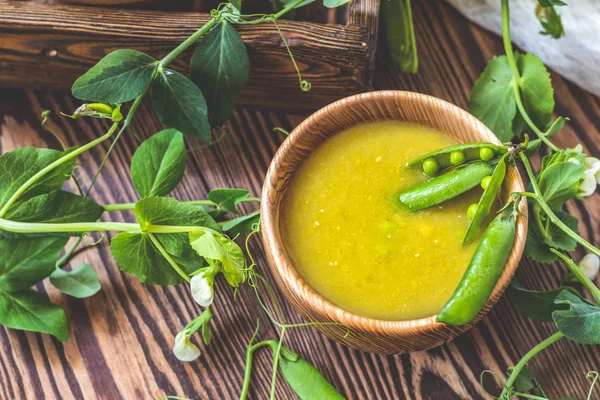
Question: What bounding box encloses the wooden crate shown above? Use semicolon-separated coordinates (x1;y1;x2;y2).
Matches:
0;0;379;111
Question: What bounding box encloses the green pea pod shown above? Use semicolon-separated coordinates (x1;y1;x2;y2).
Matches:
276;345;345;400
399;162;494;211
463;153;508;245
407;143;506;169
437;204;517;326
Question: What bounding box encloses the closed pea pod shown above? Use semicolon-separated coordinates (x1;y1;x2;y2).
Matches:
462;153;509;245
399;162;494;211
271;344;345;400
437;199;519;326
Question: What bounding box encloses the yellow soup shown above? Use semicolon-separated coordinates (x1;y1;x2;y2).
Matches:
281;121;482;321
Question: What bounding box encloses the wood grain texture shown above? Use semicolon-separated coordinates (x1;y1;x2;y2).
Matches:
1;1;600;399
0;0;376;111
261;90;527;354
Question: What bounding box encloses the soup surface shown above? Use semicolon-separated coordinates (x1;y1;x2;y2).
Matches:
281;121;482;321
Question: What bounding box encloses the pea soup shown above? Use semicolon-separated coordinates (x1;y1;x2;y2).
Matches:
281;121;482;321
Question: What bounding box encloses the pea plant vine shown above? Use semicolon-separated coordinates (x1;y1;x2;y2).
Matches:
465;1;600;399
0;1;349;399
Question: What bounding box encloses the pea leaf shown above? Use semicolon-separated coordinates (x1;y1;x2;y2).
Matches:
50;264;101;299
190;21;249;127
538;162;584;209
469;53;554;141
131;129;186;197
525;208;579;263
152;69;211;142
381;0;418;73
134;197;219;231
72;50;157;103
536;4;565;38
507;365;537;392
508;281;577;322
134;196;219;259
189;230;245;287
469;56;516;142
323;0;349;7
553;290;600;345
229;0;242;11
0;238;68;292
5;190;103;224
0;289;68;342
538;0;567;6
518;53;554;131
0;147;76;211
222;210;260;236
208;188;250;213
110;232;184;285
272;345;345;400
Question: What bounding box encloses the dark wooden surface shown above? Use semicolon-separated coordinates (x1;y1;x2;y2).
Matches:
0;0;377;111
1;1;599;399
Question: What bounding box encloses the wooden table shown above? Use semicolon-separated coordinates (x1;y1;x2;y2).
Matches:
1;2;599;399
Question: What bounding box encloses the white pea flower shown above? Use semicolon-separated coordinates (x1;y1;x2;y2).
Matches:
584;157;600;184
578;253;600;280
190;272;214;307
580;169;597;197
173;332;201;362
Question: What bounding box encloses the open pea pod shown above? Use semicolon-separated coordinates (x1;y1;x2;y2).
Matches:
407;143;507;171
462;153;509;245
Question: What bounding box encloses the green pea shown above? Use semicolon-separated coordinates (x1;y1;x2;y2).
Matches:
479;147;495;161
450;150;466;166
481;176;492;190
399;162;494;211
422;157;440;176
467;204;478;219
437;204;517;326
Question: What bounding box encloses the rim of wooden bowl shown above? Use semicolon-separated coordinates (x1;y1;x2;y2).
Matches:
260;90;527;346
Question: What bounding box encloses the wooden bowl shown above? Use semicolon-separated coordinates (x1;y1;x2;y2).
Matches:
260;91;527;354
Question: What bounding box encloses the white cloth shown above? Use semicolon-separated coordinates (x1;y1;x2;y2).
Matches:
446;0;600;97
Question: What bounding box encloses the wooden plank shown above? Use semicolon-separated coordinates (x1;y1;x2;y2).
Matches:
0;1;373;111
1;0;600;399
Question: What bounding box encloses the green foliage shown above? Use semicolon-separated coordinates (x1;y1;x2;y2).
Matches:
134;197;219;232
72;50;158;103
536;4;565;38
111;231;186;285
322;0;349;7
131;129;187;197
190;21;250;127
469;53;554;142
0;147;76;211
208;188;250;213
553;290;600;345
50;264;101;299
538;0;567;6
381;0;418;73
152;69;212;142
222;210;260;236
5;190;103;225
507;365;537;392
525;209;579;263
189;230;245;287
538;161;584;209
0;237;68;292
508;281;576;322
0;290;68;342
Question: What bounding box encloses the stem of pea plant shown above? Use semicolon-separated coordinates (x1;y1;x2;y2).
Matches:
148;233;190;282
499;332;565;400
519;153;600;258
551;249;600;305
240;340;277;400
56;237;83;268
0;121;119;218
103;198;260;212
269;327;286;400
159;18;218;67
500;0;559;152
